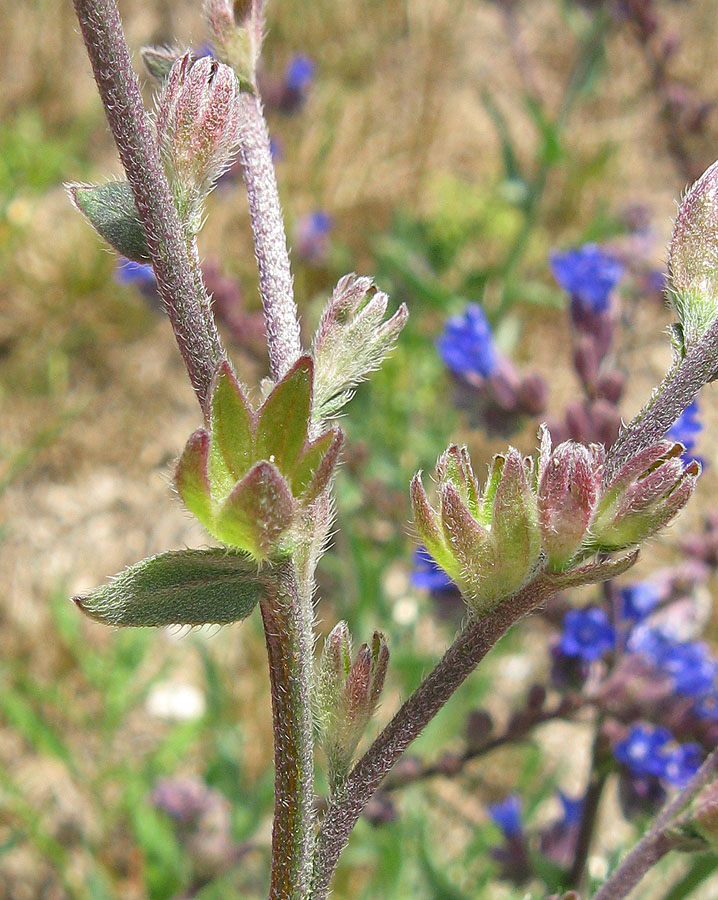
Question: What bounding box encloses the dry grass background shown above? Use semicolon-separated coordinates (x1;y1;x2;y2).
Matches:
3;1;718;898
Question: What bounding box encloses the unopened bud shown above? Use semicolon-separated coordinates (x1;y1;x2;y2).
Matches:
203;0;264;91
590;441;700;551
316;624;389;793
156;53;242;232
669;158;718;357
538;440;603;570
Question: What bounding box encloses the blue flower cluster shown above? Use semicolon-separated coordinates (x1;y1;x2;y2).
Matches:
550;244;624;314
437;304;498;379
613;724;702;787
666;401;703;467
488;795;523;838
558;607;615;661
411;547;454;592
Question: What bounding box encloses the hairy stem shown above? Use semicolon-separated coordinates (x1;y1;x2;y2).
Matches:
604;315;718;484
590;831;680;900
310;574;557;899
72;0;224;413
238;93;302;381
260;565;315;900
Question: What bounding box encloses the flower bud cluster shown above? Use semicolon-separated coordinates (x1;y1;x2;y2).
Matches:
411;444;541;613
412;429;699;612
156;52;242;235
175;356;343;560
315;623;389;793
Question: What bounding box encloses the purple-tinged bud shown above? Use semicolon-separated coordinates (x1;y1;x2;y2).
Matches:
538;441;603;570
156;53;242;232
516;372;548;416
668;158;718;357
316;624;389;793
591;442;700;552
596;370;625;405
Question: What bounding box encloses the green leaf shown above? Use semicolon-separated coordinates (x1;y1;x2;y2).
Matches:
68;181;150;262
256;356;312;473
73;548;266;627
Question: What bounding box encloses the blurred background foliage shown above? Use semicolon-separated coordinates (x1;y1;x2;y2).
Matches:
3;0;718;897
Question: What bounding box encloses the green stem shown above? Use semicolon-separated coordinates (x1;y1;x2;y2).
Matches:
260;564;315;900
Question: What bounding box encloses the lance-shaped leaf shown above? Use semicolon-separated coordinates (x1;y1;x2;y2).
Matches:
74;548;266;627
255;356;312;473
141;45;181;81
215;461;296;559
68;181;149;262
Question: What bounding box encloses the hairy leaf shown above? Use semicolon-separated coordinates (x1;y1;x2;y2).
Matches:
74;548;266;627
68;181;150;262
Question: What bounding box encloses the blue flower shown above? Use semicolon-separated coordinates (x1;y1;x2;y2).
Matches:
115;258;157;290
663;743;703;787
619;582;660;621
294;211;333;263
614;725;674;778
631;628;717;698
558;791;583;827
194;42;215;59
558;608;615;661
285;55;315;93
666;401;703;467
411;547;453;591
437;304;498;379
550;244;624;313
488;795;523;838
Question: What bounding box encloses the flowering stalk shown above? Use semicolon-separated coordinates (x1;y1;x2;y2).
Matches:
71;0;225;413
237;93;302;381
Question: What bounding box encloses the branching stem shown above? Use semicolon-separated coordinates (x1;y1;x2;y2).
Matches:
310;574;558;899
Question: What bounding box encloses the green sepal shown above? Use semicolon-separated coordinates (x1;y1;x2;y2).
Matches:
68;181;149;263
141;45;180;81
215;461;296;559
209;362;255;489
73;548;265;627
256;356;312;473
175;429;213;525
292;429;344;501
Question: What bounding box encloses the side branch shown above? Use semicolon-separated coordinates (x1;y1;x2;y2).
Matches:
310;574;557;900
72;0;225;412
604;318;718;483
238;94;302;381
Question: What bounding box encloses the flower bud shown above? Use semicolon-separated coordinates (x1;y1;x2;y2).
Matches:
538;439;603;570
668;158;718;356
315;624;389;793
156;53;242;232
411;444;541;615
175;357;343;560
203;0;263;90
590;441;700;551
